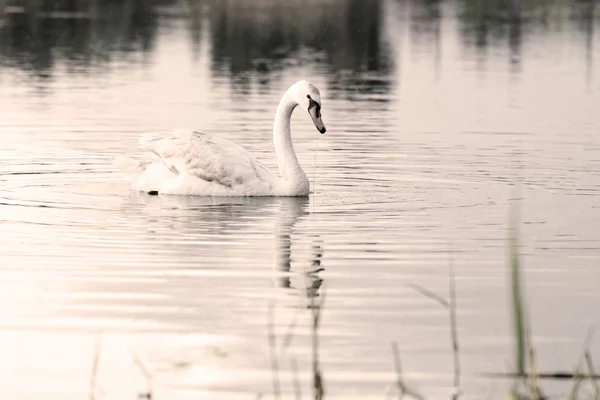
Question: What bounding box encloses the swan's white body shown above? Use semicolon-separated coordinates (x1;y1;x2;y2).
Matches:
114;80;325;197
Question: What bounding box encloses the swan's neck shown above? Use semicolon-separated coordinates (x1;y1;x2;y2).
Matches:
273;92;308;191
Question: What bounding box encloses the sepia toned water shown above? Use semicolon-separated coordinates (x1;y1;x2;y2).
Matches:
1;0;599;399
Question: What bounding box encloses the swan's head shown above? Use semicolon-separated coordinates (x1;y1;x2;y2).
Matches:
292;80;326;134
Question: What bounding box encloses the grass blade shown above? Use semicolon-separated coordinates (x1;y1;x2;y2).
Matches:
291;356;302;400
133;351;153;400
509;206;526;379
585;351;600;400
268;302;281;400
449;257;461;399
407;283;449;309
391;342;404;400
89;334;102;400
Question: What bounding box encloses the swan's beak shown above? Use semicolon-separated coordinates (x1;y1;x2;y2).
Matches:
308;107;326;134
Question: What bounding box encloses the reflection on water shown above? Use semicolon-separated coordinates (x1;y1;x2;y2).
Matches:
273;197;324;299
1;0;393;84
2;0;597;97
454;0;597;75
0;1;158;77
201;0;396;102
273;197;308;289
1;0;596;75
268;197;326;400
210;0;389;72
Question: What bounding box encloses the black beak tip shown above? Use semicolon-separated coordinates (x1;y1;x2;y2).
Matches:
319;127;326;134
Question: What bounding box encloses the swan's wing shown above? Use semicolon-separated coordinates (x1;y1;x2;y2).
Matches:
139;129;274;189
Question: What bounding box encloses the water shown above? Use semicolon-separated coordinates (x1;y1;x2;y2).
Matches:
1;0;599;398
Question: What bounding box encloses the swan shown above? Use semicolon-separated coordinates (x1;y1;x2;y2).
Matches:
114;80;326;197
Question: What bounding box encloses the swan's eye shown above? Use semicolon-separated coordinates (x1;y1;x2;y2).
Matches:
307;95;321;118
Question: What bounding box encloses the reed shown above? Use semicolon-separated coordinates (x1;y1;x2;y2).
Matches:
268;302;282;400
309;284;325;400
133;350;153;400
507;197;544;400
407;255;461;398
89;334;102;400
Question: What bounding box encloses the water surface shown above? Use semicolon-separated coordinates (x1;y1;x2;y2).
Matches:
1;0;599;399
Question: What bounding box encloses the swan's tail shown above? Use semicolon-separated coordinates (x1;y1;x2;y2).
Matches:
112;155;150;184
112;155;178;193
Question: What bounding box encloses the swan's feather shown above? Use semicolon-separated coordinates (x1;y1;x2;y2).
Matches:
125;129;277;195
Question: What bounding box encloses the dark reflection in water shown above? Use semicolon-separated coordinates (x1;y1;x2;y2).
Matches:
0;0;598;91
274;197;324;299
571;0;597;85
455;0;597;56
207;0;394;97
0;0;158;77
207;0;390;72
385;0;598;79
0;0;395;98
273;198;307;289
457;0;527;68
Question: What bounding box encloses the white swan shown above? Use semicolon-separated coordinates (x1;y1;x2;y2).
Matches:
114;80;326;197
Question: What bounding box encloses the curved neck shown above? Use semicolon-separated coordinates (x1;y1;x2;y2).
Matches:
273;91;306;183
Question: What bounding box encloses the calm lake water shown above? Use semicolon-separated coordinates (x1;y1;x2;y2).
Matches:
1;0;599;399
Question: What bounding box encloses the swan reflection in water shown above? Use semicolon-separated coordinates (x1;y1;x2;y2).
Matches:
273;197;324;300
122;192;324;300
274;197;325;400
